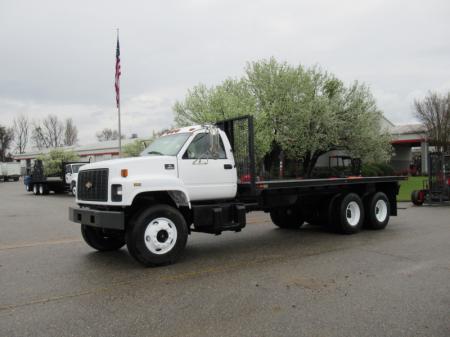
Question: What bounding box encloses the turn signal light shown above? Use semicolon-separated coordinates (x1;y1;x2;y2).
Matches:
121;169;128;177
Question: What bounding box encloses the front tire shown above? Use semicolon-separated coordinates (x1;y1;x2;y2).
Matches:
81;225;125;251
71;182;77;196
270;207;304;229
365;192;390;230
336;193;364;234
126;204;188;267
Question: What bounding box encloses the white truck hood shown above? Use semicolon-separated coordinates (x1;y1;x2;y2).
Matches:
79;156;178;178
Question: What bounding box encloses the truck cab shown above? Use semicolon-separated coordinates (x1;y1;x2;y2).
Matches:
65;163;87;196
74;125;237;207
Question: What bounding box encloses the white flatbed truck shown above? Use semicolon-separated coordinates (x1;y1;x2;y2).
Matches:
69;116;406;266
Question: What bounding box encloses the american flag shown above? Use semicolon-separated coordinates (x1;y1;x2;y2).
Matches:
115;35;121;108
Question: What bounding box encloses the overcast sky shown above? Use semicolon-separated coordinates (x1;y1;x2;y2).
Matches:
1;0;449;145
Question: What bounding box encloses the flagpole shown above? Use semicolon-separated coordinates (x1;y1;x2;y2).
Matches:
116;28;122;156
118;96;122;156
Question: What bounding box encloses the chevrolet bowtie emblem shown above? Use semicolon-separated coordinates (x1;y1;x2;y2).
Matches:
85;181;93;189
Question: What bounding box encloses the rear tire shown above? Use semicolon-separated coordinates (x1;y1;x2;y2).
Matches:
126;204;188;267
81;225;125;251
38;184;48;195
365;192;390;230
33;184;40;195
270;207;304;229
336;193;364;234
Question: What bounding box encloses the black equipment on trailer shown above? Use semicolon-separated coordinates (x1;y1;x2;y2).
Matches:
411;152;450;205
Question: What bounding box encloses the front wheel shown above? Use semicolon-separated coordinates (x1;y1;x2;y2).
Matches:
81;225;125;251
126;204;188;267
71;182;77;196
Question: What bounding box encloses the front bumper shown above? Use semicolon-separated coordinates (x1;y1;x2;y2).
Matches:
69;207;125;230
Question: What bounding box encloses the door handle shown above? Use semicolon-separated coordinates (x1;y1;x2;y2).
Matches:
224;164;233;170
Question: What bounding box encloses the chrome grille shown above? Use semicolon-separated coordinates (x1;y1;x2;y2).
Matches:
77;169;109;201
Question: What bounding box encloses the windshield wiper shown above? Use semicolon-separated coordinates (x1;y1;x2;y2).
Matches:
147;151;164;155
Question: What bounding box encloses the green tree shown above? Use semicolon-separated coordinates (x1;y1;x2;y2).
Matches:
173;58;392;177
37;149;80;176
122;140;147;157
0;125;14;161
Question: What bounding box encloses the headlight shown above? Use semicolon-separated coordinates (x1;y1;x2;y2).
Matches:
111;184;122;202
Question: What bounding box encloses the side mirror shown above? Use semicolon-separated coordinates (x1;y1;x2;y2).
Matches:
209;129;221;159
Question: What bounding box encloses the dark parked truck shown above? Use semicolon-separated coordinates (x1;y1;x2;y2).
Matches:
69;116;406;266
26;160;88;195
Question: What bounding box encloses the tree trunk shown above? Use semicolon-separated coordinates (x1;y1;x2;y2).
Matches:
303;151;324;178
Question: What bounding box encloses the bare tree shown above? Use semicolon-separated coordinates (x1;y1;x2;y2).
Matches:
96;128;124;142
64;118;78;146
13;115;29;153
31;125;48;150
31;115;65;149
414;91;450;152
0;125;14;161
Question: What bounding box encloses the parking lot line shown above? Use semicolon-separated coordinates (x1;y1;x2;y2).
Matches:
0;238;81;251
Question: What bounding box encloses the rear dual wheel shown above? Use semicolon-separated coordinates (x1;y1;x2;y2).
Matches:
336;193;364;234
335;192;390;233
38;184;48;195
364;192;390;230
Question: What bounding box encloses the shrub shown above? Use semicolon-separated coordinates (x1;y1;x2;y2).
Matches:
37;149;80;176
362;162;394;176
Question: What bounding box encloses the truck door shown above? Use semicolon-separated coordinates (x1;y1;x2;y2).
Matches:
178;132;237;201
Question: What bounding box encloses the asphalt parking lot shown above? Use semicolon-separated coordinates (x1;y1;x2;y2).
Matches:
0;181;449;337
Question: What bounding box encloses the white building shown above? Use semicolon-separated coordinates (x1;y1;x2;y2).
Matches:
13;139;143;173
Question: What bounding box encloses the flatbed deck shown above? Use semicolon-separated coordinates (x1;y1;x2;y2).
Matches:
254;176;407;190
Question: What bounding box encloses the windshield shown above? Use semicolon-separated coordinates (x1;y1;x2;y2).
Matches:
72;164;84;173
140;132;191;156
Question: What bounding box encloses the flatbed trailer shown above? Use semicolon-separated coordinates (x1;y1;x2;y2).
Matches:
69;115;406;266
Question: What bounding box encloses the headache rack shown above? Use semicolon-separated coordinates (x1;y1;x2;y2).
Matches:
216;115;257;197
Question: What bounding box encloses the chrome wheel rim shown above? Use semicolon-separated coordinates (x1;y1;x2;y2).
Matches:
374;199;387;222
144;217;177;255
346;201;361;227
